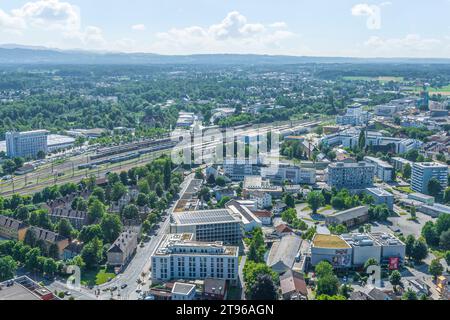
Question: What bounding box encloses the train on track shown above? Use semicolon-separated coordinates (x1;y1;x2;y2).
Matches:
78;142;176;170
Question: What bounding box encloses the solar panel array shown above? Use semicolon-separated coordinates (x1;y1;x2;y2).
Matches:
173;209;238;225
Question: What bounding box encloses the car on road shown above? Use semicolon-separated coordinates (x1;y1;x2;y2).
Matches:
111;286;118;291
65;291;71;296
121;284;128;289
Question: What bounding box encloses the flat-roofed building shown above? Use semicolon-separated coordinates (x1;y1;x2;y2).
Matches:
310;234;352;268
365;188;394;210
418;203;450;218
341;233;382;266
170;209;242;245
370;232;405;263
225;200;262;232
364;156;394;182
6;130;49;158
326;162;375;190
261;164;316;185
411;162;448;196
408;193;435;206
151;233;239;284
0;215;28;240
0;276;59;300
391;157;413;172
325;206;370;228
222;158;261;181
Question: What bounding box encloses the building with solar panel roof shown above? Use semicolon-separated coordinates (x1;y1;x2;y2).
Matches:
169;209;243;245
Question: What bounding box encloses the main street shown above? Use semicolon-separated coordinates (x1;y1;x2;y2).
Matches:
47;173;195;300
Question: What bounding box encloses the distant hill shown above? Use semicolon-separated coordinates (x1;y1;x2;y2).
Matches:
1;45;450;65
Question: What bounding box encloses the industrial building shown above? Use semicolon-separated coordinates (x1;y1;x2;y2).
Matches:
170;209;242;244
5;130;49;158
325;206;370;228
267;234;302;274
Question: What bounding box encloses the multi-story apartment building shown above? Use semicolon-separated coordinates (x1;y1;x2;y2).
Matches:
326;162;375;190
6;130;49;158
364;156;394;182
336;103;371;126
151;233;239;284
170;209;242;245
411;162;448;196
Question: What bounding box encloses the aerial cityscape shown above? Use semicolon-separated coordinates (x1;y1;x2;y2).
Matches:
0;0;449;308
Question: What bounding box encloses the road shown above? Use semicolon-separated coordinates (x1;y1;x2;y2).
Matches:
48;173;195;300
238;255;247;300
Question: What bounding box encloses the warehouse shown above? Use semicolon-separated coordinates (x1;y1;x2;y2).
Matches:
341;233;382;267
325;206;370;228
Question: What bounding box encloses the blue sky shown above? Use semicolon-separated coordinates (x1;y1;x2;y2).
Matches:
0;0;449;57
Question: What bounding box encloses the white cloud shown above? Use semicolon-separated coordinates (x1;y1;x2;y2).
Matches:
152;11;296;54
12;0;81;32
351;3;382;30
0;9;26;32
351;3;376;16
269;22;288;29
363;34;449;57
0;0;106;49
131;24;146;31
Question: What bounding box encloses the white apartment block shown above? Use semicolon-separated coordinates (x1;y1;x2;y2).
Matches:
364;156;394;182
411;162;448;196
151;233;239;284
6;130;49;158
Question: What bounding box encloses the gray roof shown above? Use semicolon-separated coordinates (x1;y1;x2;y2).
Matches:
29;226;67;243
0;215;27;231
172;209;240;226
327;206;369;223
108;230;137;253
172;282;196;296
267;234;302;272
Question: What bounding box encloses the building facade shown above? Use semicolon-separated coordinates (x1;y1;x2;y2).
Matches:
151;233;239;284
170;209;242;245
326;162;375;190
6;130;49;159
411;162;448;196
364;156;394;182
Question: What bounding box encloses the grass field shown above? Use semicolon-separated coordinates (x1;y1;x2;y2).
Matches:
404;84;450;96
343;76;404;83
81;266;116;287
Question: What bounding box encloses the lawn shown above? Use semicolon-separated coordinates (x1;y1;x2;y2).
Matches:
81;266;116;287
394;186;414;194
404;84;450;96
